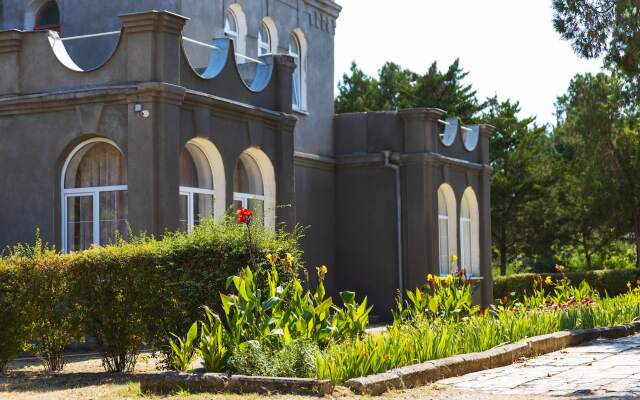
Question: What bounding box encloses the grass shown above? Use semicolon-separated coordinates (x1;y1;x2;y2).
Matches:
316;290;640;383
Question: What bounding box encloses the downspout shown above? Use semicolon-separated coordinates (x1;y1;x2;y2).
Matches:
383;150;403;298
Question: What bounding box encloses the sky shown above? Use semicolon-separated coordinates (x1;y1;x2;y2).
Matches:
334;0;604;126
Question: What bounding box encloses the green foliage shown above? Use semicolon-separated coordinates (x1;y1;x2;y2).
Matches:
228;340;319;378
198;306;228;372
0;261;30;372
494;269;640;302
332;291;372;341
0;217;302;373
19;253;80;372
168;255;370;376
335;60;482;121
168;322;198;372
317;285;640;383
552;0;640;77
394;274;479;323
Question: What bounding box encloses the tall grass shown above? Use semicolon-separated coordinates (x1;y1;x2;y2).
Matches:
316;291;640;383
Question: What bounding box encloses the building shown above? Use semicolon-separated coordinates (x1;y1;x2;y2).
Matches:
0;0;494;317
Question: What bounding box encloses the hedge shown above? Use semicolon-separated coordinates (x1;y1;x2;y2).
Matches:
494;269;640;301
0;218;302;372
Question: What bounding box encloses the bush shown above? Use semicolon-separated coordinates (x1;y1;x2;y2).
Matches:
228;340;318;377
494;269;640;301
0;217;303;373
0;261;30;372
16;245;81;372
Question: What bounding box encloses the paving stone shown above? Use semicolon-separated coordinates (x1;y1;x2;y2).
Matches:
439;333;640;397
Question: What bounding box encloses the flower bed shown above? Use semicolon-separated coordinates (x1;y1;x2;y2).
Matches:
3;209;640;398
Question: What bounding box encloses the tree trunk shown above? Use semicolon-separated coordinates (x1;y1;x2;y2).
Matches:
581;226;592;270
499;238;507;276
635;213;640;270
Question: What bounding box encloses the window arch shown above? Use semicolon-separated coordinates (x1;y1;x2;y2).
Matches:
61;138;127;252
234;148;276;228
289;30;307;110
224;4;247;60
258;18;278;57
30;0;60;32
460;187;480;277
437;184;457;276
179;138;226;232
257;22;271;57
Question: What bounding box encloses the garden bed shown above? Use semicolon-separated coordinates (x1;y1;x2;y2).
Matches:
137;322;640;396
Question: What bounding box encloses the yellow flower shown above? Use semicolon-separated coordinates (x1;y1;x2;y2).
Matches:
545;276;553;285
285;252;295;265
451;255;458;263
627;281;633;290
427;274;433;282
316;265;328;281
266;253;278;266
445;275;454;285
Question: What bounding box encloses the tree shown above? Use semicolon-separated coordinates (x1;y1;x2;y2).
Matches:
335;59;483;121
335;62;380;114
483;97;553;275
555;72;640;268
553;1;640;77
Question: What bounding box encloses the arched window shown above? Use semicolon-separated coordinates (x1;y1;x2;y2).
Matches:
61;138;127;252
289;30;306;110
224;9;238;43
34;0;60;32
257;22;272;57
179;138;226;232
224;5;247;61
234;148;276;228
460;188;480;276
437;184;457;275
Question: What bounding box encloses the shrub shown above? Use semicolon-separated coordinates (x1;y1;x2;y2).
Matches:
17;249;80;372
494;269;640;301
228;340;319;377
0;216;303;373
0;261;30;372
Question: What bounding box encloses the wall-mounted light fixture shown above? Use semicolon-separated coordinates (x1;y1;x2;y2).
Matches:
134;103;150;119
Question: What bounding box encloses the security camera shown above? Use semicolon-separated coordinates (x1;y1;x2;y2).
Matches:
139;110;150;119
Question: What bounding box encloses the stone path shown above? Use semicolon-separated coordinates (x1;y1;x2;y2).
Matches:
440;334;640;398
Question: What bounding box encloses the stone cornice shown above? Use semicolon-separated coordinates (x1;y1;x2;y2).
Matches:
398;108;446;122
119;10;188;34
334;151;490;172
294;151;336;171
0;30;23;54
0;83;291;121
304;0;342;18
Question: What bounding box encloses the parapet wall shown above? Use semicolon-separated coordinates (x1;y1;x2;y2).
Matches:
0;10;295;113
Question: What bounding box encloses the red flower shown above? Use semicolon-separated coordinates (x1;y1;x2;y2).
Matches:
236;208;253;224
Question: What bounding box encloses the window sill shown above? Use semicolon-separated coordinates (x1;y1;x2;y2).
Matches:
293;108;310;117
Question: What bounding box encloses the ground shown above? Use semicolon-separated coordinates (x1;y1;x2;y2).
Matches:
2;335;640;399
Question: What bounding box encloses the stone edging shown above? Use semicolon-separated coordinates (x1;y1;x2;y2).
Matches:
139;371;333;396
345;321;640;396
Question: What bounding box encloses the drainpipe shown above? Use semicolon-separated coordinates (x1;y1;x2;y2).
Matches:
383;150;403;299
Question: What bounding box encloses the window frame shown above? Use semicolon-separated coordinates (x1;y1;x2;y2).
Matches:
61;138;127;253
224;9;238;43
34;0;60;32
289;33;302;110
179;186;216;232
257;22;271;57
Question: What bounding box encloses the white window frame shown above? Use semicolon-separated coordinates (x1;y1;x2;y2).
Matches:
438;214;449;276
224;9;238;42
460;215;472;275
233;192;266;209
60;138;127;253
180;186;216;232
257;22;271;57
289;34;302;111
